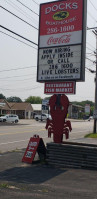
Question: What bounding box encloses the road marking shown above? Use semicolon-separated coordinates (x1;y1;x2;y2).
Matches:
0;136;48;145
0;125;45;130
0;129;46;136
71;130;92;134
0;139;29;145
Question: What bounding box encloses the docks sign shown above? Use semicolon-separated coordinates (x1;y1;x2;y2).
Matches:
37;0;87;82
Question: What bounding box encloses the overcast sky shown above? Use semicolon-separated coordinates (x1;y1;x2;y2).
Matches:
0;0;97;102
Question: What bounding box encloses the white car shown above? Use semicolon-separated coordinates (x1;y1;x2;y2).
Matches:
0;114;19;123
34;113;52;121
88;116;93;121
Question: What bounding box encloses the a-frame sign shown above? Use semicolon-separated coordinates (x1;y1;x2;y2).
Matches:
22;135;46;164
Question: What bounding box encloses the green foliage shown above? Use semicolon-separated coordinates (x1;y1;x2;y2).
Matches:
85;133;97;138
25;96;42;104
90;106;94;115
72;100;94;116
72;100;94;107
0;183;9;188
7;96;22;102
0;93;6;99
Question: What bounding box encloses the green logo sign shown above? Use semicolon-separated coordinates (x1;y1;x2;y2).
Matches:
53;11;69;21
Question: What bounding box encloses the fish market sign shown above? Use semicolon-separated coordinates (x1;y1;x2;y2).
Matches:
37;0;87;82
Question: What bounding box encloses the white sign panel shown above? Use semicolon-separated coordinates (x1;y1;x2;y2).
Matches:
42;99;49;105
93;110;97;119
38;45;81;81
85;104;90;114
40;31;82;48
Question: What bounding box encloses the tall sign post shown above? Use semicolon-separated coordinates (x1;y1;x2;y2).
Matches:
93;30;97;133
37;0;87;143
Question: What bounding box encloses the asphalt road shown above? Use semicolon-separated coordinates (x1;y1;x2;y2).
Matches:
0;119;97;199
0;119;95;153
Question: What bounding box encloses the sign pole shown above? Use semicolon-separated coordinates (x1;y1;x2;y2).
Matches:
93;30;97;133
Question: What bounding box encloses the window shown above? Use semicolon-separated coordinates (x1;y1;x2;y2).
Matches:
22;112;25;116
31;112;33;116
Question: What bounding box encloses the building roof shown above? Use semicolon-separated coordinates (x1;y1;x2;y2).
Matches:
8;102;33;111
31;104;41;111
0;99;11;110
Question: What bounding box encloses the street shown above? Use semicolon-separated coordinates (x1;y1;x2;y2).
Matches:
0;119;95;153
1;119;97;199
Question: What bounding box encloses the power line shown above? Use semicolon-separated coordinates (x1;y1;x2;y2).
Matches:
86;57;95;63
86;67;96;73
4;0;38;24
87;11;97;22
31;0;39;6
0;6;38;30
1;77;36;83
86;52;95;55
86;46;94;52
0;73;35;80
87;54;95;58
0;25;38;46
87;27;97;30
0;31;38;49
31;0;59;6
0;66;36;73
89;0;97;12
0;77;36;82
86;42;95;50
0;85;42;91
15;0;39;16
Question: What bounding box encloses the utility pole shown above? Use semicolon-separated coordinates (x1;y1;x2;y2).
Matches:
87;27;97;133
93;29;97;133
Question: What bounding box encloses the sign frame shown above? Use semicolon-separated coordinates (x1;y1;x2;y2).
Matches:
37;0;87;83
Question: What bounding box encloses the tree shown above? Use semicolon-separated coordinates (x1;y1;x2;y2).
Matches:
25;96;42;104
7;96;22;102
72;100;94;116
72;100;94;107
0;93;6;99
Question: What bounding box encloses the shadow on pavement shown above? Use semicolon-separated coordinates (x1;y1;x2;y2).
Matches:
0;164;66;184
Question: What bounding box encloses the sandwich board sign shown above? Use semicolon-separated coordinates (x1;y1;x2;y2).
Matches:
37;0;87;83
22;135;46;164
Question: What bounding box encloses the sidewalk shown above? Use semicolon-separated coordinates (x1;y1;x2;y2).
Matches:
0;146;97;199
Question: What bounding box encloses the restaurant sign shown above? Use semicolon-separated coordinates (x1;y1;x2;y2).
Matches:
44;81;76;94
37;0;87;82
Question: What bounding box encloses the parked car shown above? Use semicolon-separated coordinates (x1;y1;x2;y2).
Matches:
88;116;93;121
34;113;51;121
0;114;19;123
